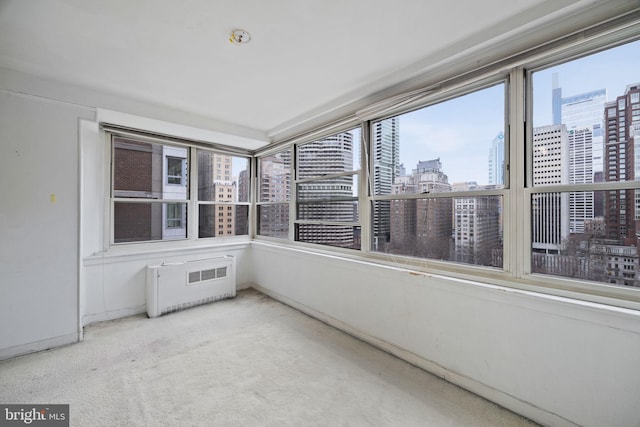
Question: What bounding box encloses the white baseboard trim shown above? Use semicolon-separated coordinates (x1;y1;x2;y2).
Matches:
236;281;253;291
0;332;79;361
250;283;578;427
82;306;146;327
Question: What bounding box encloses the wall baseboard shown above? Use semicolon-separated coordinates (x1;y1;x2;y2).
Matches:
0;333;79;361
82;306;146;327
250;283;578;427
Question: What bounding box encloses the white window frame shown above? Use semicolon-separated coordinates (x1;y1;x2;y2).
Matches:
106;130;252;246
251;16;640;309
255;148;292;240
366;78;509;270
293;127;362;250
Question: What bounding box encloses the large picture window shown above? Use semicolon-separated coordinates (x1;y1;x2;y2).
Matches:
251;34;640;304
197;150;250;238
110;135;250;243
257;149;291;239
529;39;640;288
295;128;361;249
112;138;189;243
370;83;506;267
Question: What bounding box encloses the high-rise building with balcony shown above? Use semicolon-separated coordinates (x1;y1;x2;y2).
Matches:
297;132;355;248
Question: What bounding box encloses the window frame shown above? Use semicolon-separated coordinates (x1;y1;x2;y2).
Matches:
366;78;510;270
166;156;186;185
521;37;640;299
195;149;251;239
107;130;252;246
251;16;640;309
293;127;362;250
255;147;293;241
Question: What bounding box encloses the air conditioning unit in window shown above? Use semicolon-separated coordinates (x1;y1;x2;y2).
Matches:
146;256;236;318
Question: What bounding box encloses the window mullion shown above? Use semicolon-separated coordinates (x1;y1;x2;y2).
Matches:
289;144;298;242
514;66;528;278
360;121;371;253
189;146;198;241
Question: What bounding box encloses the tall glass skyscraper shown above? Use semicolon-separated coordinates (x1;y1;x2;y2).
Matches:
372;117;400;246
488;131;505;186
552;73;606;233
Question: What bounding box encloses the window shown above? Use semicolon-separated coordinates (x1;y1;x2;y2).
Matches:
167;157;185;185
111;137;189;243
257;149;291;239
530;39;640;287
370;84;505;267
110;134;250;243
295;128;361;249
166;203;183;228
197;150;250;238
251;31;640;304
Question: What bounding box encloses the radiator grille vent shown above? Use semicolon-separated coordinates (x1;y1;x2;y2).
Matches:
161;293;235;316
187;266;228;284
146;256;236;318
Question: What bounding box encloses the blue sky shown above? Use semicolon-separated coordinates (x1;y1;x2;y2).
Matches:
398;84;504;184
398;39;640;185
244;40;639;190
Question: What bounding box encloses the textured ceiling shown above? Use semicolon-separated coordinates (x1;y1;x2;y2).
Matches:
0;0;620;141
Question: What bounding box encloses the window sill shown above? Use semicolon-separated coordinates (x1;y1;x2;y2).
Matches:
84;236;251;266
250;238;640;312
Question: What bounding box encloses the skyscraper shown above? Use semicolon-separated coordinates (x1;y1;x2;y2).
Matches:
297;132;356;248
258;151;291;238
531;124;570;253
568;128;594;233
389;158;452;258
372;117;400;245
604;83;640;244
198;151;237;238
552;73;606;234
453;196;501;265
488;131;505;186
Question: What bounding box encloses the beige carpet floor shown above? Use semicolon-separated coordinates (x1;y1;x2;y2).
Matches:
0;289;538;426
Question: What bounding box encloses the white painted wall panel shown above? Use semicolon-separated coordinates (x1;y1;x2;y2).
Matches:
251;243;640;427
82;246;252;325
0;90;94;358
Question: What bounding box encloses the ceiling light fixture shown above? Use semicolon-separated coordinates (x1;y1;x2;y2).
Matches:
229;29;251;45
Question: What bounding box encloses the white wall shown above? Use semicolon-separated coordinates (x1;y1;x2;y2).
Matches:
0;69;258;358
3;65;640;426
82;245;252;325
0;90;94;359
79;104;254;326
251;242;640;427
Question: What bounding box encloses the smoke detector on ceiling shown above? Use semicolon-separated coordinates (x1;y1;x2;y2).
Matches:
229;29;251;45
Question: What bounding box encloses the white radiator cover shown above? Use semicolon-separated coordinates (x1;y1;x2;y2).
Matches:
146;256;236;318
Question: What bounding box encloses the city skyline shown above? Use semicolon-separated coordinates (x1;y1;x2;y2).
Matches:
392;39;640;185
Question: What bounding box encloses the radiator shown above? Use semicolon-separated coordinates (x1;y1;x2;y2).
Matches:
146;256;236;318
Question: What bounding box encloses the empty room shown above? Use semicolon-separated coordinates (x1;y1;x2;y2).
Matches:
1;1;640;426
